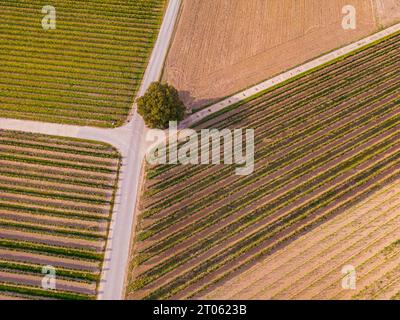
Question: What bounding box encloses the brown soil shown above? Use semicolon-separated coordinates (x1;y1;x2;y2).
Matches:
0;144;117;166
147;54;398;208
148;52;399;213
374;0;400;26
0;130;120;299
128;31;399;299
0;271;96;296
138;149;398;296
0;210;106;232
141;96;399;253
0;229;103;252
0;175;111;199
164;0;384;110
201;180;400;299
0;248;100;272
0;193;110;214
0;160;115;182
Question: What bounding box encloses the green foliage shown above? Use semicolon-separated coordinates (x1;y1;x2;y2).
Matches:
0;131;122;299
0;283;91;300
137;82;186;129
0;0;167;127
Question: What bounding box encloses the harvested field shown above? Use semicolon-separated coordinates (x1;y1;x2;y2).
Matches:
164;0;399;110
0;130;120;299
0;0;167;127
201;180;400;300
374;0;400;27
127;32;400;299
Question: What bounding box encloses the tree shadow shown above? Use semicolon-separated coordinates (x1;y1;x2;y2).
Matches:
179;90;222;116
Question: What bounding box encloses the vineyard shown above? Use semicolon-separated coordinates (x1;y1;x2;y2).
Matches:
202;180;400;300
0;130;120;299
0;0;167;127
127;31;400;299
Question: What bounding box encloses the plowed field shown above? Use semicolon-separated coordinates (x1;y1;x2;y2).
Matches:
164;0;399;110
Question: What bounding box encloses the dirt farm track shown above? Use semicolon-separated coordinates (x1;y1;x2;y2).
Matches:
164;0;400;110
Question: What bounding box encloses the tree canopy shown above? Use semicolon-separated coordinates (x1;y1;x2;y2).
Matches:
137;82;185;129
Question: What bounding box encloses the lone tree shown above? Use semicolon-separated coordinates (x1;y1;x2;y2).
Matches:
137;82;185;129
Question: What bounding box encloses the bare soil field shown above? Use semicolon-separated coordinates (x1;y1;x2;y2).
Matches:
201;180;400;300
374;0;400;26
164;0;400;110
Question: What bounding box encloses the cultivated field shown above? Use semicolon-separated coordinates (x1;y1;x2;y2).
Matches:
374;0;400;27
127;32;400;299
202;180;400;300
0;130;120;299
164;0;399;110
0;0;166;127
